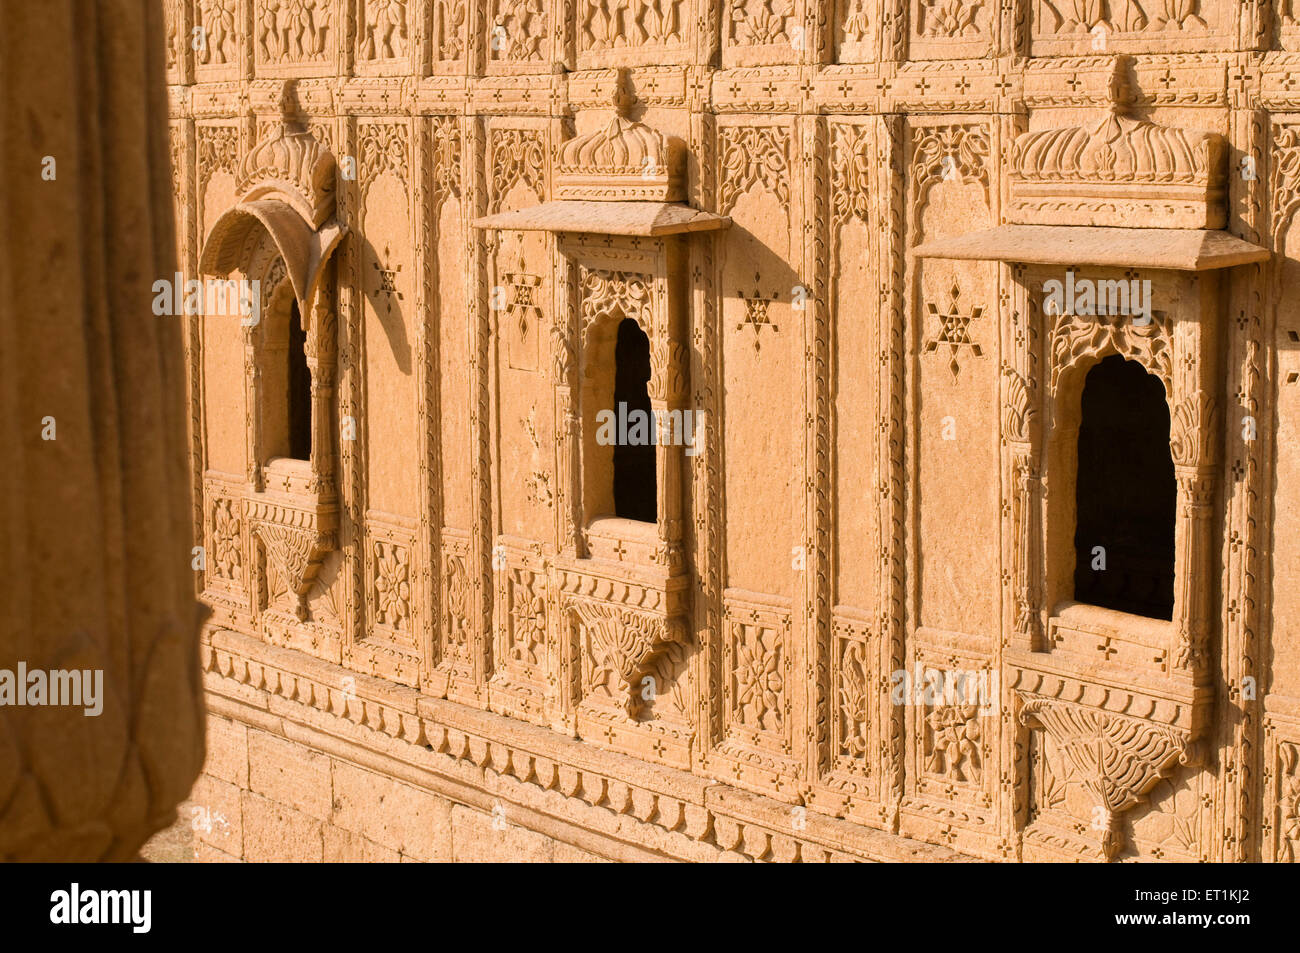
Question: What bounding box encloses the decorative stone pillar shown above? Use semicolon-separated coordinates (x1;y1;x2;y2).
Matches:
305;265;338;499
0;0;205;860
1004;367;1041;653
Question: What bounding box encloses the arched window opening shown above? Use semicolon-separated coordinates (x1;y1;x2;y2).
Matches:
612;317;656;523
1073;355;1175;620
287;299;312;461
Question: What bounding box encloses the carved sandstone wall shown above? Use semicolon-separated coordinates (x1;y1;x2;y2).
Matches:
173;0;1300;861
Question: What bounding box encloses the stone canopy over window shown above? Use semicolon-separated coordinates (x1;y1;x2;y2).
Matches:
475;69;724;237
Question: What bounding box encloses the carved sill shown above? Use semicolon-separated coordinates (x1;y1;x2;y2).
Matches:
1046;601;1173;675
583;515;681;577
247;458;338;622
260;456;335;499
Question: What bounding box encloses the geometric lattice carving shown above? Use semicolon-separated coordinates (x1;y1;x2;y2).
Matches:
923;284;984;379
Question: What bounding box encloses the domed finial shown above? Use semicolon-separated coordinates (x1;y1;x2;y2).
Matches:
611;67;636;120
1107;54;1138;116
278;79;304;129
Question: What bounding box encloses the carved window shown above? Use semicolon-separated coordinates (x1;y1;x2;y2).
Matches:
567;256;688;573
612;317;656;522
1072;355;1175;620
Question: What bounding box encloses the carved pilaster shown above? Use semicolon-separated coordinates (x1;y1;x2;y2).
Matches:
1008;445;1040;651
1173;467;1216;672
879;113;907;820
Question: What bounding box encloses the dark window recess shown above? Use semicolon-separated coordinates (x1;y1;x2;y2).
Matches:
287;300;312;461
612;317;656;523
1073;354;1176;620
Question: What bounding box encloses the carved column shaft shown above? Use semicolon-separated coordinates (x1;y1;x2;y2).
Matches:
649;321;686;570
307;270;337;499
1174;466;1216;673
244;326;264;490
307;361;335;493
1010;445;1041;652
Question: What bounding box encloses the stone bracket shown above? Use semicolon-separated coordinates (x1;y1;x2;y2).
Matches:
247;494;339;621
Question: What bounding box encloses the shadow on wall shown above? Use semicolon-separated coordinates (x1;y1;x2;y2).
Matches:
0;0;206;860
356;229;413;375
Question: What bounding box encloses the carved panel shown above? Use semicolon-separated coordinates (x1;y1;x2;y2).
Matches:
830;613;874;782
1265;724;1300;862
358;120;410;194
723;0;798;66
1031;0;1233;55
202;477;253;632
430;0;468;62
836;0;875;61
488;0;548;67
195;0;241;77
489;128;547;212
254;0;337;76
911;0;995;59
712;593;801;795
490;553;551;723
210;496;246;586
578;0;691;66
164;0;183;79
355;515;420;684
197;124;240;198
1281;1;1300;51
719;125;792;216
357;0;411;64
435;532;475;688
902;637;998;852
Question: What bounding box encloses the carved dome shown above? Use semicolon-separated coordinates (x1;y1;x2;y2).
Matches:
1008;56;1226;229
554;70;685;202
1012;114;1217;186
236;81;337;228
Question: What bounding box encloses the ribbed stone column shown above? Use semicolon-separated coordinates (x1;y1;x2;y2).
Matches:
0;0;204;860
